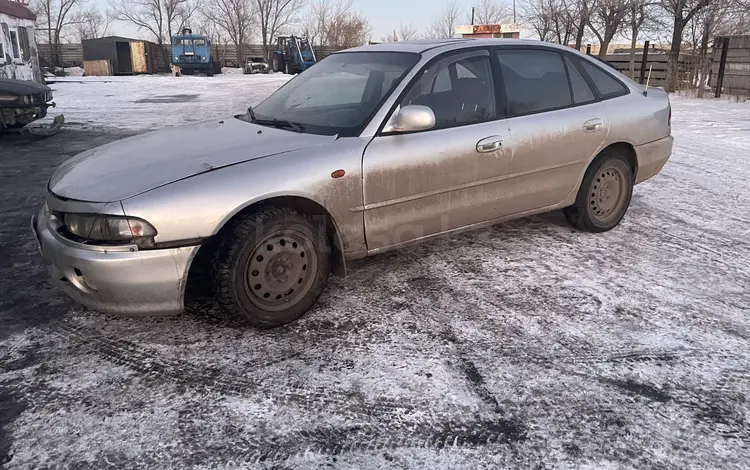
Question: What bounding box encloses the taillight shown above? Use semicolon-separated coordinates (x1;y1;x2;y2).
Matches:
668;106;672;127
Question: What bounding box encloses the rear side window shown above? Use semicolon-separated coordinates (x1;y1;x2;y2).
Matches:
496;50;571;116
577;58;628;98
564;56;595;104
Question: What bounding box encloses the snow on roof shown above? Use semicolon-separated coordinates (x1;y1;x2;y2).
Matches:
0;0;36;21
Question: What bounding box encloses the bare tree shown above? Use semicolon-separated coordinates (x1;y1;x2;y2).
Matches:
587;0;630;57
660;0;711;92
72;7;114;40
569;0;595;50
201;0;254;64
254;0;306;58
33;0;85;65
625;0;651;79
301;0;333;46
111;0;199;45
425;0;461;38
550;0;576;44
523;0;555;41
397;23;418;41
324;8;370;49
471;0;508;24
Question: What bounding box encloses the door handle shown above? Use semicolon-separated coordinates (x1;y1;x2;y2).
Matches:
583;118;604;132
476;136;503;153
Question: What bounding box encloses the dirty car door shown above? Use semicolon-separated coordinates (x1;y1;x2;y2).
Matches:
362;49;512;251
491;48;610;213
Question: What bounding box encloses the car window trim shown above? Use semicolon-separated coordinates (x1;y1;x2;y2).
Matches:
561;54;597;105
489;44;632;119
492;46;577;118
566;52;630;100
377;47;499;137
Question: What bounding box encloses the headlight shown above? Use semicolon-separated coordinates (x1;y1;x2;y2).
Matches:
22;95;31;104
64;213;157;242
174;56;179;61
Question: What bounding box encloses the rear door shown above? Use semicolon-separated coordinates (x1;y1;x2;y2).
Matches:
490;47;610;213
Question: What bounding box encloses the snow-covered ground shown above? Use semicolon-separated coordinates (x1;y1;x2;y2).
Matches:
1;75;749;469
42;73;292;131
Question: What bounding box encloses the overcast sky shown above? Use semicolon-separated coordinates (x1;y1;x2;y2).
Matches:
95;0;520;43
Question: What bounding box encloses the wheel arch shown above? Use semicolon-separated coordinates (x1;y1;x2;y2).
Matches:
562;141;638;208
190;195;347;284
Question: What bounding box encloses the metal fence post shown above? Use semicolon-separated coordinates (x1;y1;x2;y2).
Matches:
639;40;650;84
586;44;591;55
715;37;730;98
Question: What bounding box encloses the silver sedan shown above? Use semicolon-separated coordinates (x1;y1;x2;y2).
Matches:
33;39;673;327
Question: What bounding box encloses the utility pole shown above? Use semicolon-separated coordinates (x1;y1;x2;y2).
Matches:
471;7;475;25
513;0;516;24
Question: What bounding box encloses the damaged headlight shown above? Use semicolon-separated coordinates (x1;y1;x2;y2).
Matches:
63;213;157;242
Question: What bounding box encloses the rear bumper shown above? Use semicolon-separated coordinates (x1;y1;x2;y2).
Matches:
32;206;199;316
635;135;674;184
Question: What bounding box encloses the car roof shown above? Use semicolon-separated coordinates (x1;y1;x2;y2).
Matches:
341;38;565;55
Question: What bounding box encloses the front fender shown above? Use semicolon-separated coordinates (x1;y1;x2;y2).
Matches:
120;138;369;257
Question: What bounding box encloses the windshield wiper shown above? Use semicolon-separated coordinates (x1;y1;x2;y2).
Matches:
253;118;304;133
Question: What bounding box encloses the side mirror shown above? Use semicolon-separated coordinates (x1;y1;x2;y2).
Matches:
391;105;435;133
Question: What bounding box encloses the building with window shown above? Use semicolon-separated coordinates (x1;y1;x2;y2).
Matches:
456;24;522;39
0;0;41;83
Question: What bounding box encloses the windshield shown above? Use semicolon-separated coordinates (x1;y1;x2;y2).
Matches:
251;52;420;137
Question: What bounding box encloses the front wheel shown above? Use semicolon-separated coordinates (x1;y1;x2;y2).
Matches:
564;150;633;233
212;207;331;327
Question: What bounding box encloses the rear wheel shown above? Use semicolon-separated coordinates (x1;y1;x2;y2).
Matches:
212;207;331;327
564;150;633;233
207;64;214;77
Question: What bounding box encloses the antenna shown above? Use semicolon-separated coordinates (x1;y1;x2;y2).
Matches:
643;64;653;96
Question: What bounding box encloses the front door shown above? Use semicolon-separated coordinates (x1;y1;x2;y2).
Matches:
362;49;512;251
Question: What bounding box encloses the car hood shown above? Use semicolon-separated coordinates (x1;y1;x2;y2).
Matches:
49;118;334;203
0;78;51;95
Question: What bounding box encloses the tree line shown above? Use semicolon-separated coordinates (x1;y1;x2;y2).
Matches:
29;0;750;92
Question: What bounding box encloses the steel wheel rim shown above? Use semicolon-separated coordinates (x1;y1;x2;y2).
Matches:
244;230;318;312
589;166;626;223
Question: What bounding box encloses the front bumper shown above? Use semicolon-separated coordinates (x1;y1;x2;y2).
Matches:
32;206;199;316
635;135;674;184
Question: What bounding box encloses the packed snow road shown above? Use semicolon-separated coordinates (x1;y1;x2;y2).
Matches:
0;75;748;469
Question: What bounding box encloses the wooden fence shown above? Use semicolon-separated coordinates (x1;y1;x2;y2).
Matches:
710;35;750;96
38;43;338;70
599;52;690;88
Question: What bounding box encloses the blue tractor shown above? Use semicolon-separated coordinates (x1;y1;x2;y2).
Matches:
171;28;221;76
271;35;317;74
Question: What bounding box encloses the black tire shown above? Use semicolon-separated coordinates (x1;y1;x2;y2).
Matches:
207;65;214;77
272;53;284;73
212;207;331;328
564;150;634;233
285;62;293;75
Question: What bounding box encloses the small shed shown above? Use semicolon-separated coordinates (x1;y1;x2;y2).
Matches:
0;0;42;83
82;36;166;76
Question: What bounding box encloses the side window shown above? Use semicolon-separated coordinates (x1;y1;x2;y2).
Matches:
403;53;496;130
17;27;30;61
496;49;571;116
9;30;19;59
564;56;596;104
577;58;628;98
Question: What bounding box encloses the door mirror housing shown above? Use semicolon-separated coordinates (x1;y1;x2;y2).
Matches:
390;105;435;133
